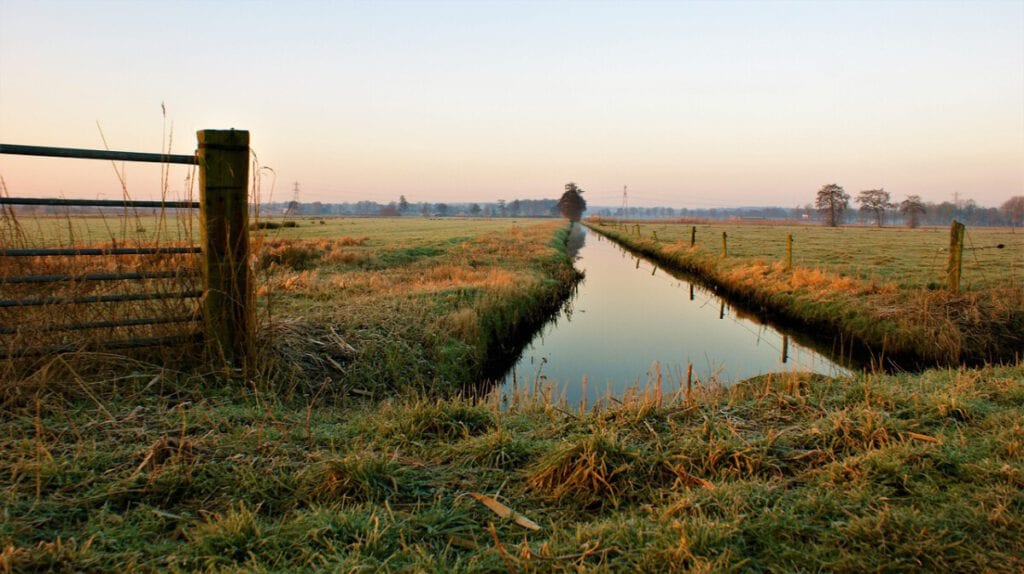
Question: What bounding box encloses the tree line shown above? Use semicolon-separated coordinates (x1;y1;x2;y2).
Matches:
815;184;1023;228
265;197;561;218
254;184;1021;228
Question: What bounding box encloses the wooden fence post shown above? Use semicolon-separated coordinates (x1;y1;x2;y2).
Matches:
721;231;727;257
947;220;965;294
198;129;251;365
690;226;696;247
786;234;793;271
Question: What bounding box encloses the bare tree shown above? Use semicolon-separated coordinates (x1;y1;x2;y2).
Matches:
856;188;893;227
899;195;926;228
815;183;849;227
1001;196;1024;230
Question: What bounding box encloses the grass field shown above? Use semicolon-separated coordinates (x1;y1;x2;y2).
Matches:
3;216;1023;571
249;217;579;395
590;219;1024;367
606;220;1022;291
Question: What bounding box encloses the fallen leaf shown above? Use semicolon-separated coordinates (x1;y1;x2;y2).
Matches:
906;431;942;444
468;492;541;531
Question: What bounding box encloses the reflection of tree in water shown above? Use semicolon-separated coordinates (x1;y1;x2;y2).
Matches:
565;222;586;258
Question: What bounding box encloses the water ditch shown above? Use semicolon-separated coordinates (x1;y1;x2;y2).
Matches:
497;224;857;406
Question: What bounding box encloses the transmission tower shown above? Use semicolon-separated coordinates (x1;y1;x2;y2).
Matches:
284;181;300;217
620;185;628;218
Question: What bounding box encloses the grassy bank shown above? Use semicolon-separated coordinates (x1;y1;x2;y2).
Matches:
3;359;1022;571
250;217;580;397
587;220;1023;367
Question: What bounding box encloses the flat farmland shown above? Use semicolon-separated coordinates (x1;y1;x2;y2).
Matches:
619;221;1022;290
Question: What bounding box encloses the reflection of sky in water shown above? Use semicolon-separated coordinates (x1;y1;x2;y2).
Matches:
501;226;849;405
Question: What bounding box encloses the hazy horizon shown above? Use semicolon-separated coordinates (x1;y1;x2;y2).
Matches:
1;0;1022;209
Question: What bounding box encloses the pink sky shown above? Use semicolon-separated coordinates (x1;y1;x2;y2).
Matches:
2;1;1022;208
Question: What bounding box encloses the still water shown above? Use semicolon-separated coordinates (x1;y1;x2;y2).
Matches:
500;225;849;405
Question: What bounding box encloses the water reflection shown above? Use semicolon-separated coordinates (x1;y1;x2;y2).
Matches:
499;226;850;406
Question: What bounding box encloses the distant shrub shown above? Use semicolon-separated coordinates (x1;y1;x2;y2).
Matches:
251;221;299;230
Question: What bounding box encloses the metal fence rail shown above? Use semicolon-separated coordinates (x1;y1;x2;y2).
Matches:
0;143;197;165
1;246;201;257
0;270;197;285
0;315;199;335
0;334;202;360
0;290;203;308
1;197;199;209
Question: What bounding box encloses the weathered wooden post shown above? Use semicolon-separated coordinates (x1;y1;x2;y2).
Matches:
198;129;252;365
690;226;696;247
947;220;965;294
781;334;789;364
786;234;793;271
721;231;728;257
685;363;693;405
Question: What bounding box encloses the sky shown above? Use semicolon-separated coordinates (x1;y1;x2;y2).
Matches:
1;0;1022;209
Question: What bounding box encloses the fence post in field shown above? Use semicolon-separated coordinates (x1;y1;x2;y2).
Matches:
652;230;658;241
786;234;793;271
691;226;696;247
721;231;727;257
947;220;965;294
198;129;252;366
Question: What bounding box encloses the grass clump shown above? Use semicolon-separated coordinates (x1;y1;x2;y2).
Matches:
299;453;421;503
528;430;637;508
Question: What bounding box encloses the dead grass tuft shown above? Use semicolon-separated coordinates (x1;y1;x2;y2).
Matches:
528;430;636;507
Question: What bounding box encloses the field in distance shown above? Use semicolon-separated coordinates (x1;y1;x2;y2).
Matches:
604;220;1021;291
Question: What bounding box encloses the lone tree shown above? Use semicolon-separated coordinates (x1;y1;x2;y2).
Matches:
856;188;892;227
1001;196;1024;229
899;195;927;228
558;182;587;222
815;183;849;227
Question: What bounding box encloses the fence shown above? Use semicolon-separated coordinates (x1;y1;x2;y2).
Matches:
595;218;1008;293
0;129;252;365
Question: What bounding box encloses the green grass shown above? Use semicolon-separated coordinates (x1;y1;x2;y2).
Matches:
605;220;1022;291
589;219;1024;366
2;360;1022;571
3;217;1024;571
